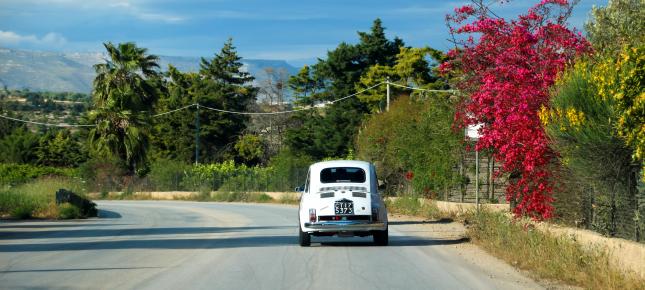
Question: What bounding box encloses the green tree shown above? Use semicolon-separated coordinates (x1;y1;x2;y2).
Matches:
285;19;404;159
356;47;446;112
35;130;87;167
0;127;39;163
288;65;326;105
234;134;265;166
88;42;161;176
151;38;257;163
150;65;199;162
585;0;644;54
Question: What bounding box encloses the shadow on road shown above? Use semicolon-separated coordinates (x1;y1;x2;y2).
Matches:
0;266;163;273
319;236;469;247
388;218;454;226
0;226;293;240
98;209;123;219
0;223;129;229
0;235;296;252
0;233;468;252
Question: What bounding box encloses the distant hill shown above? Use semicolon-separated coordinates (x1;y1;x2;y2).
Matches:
0;47;299;93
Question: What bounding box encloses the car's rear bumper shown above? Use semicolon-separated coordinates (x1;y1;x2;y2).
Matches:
303;220;387;232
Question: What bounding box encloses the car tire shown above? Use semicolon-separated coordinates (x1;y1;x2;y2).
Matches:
299;226;311;247
373;228;388;246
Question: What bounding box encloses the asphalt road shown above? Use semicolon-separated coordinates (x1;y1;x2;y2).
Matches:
0;201;543;290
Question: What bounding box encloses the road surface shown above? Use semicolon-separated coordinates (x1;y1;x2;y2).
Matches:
0;201;543;289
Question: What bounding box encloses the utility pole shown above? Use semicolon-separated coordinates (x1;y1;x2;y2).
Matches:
386;77;391;112
475;148;480;212
194;103;200;165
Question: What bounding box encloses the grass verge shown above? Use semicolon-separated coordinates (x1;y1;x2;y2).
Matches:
467;210;643;290
0;177;91;219
385;196;446;220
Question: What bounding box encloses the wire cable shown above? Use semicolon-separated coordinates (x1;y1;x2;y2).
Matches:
387;82;459;93
0;114;95;127
152;103;196;117
0;81;454;124
199;82;385;115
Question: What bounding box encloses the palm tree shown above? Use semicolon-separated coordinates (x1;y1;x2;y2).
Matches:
88;42;160;176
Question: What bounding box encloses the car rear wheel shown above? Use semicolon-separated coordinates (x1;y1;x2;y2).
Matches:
373;228;388;246
299;226;311;247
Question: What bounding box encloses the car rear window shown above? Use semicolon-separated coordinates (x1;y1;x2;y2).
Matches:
320;167;366;183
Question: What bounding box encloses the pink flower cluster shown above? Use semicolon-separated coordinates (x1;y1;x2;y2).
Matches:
443;0;590;219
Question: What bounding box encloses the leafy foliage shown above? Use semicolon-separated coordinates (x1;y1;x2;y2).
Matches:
541;0;644;236
0;127;39;163
88;42;161;176
285;19;403;159
0;163;77;186
35;130;88;167
151;38;257;163
443;0;590;219
585;0;644;53
234;134;265;165
356;95;462;195
356;47;447;112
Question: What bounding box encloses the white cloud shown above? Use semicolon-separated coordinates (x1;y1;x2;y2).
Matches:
0;31;67;47
6;0;184;24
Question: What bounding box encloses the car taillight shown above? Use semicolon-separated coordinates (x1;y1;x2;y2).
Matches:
309;208;316;222
372;207;379;221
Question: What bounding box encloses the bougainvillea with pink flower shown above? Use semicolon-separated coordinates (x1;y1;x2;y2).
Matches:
442;0;590;219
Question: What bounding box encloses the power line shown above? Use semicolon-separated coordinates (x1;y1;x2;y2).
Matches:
387;82;458;93
0;81;457;126
153;103;196;117
0;114;94;127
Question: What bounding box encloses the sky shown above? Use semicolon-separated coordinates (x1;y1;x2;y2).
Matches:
0;0;608;67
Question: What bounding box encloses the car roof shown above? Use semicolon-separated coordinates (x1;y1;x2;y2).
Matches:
309;160;371;171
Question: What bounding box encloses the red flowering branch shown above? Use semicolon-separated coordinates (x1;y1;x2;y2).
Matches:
442;0;590;219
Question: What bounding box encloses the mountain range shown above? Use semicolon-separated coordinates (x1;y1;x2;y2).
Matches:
0;47;299;93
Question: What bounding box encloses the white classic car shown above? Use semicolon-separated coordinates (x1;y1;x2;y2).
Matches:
297;160;388;246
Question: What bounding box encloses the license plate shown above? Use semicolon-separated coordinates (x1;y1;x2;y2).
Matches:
335;201;354;215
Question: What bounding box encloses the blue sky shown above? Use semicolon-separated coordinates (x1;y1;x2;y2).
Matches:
0;0;607;67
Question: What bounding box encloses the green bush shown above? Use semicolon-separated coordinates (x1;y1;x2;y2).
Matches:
543;59;642;239
0;177;87;219
356;95;462;196
58;203;82;219
267;149;311;191
0;163;77;186
148;158;190;191
10;203;36;219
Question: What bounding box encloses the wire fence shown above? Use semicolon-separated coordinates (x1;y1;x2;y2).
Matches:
552;166;645;243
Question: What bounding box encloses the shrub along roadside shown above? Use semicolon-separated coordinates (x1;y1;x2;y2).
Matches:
0;163;77;186
0;177;93;219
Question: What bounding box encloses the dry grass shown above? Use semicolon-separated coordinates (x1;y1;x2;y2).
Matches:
385;196;446;220
466;211;644;290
